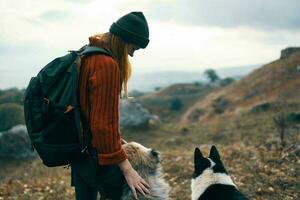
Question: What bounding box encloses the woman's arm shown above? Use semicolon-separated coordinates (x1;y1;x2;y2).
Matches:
86;54;127;165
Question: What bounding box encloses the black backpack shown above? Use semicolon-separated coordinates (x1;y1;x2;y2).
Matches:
23;45;112;167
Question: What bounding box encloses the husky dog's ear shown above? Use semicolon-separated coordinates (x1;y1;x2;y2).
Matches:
209;145;228;174
194;147;204;171
209;145;221;162
194;147;204;163
193;147;211;177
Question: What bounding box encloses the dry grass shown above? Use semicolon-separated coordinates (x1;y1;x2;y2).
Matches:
0;159;74;200
1;82;300;200
1;144;298;200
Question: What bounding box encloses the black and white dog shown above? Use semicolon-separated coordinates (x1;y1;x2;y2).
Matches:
191;146;248;200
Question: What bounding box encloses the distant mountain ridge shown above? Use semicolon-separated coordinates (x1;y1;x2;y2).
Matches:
129;64;260;92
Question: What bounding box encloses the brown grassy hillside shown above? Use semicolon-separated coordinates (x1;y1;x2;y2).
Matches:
138;83;215;121
181;51;300;123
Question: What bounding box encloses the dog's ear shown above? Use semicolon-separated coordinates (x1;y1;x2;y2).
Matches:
193;147;210;177
194;147;204;169
209;145;228;174
209;145;221;162
194;147;204;161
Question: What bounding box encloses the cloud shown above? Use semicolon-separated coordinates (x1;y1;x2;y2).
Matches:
1;0;300;90
63;0;93;4
39;10;70;22
131;0;300;31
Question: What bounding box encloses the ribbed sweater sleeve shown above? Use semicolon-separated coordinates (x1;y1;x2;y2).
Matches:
79;54;127;165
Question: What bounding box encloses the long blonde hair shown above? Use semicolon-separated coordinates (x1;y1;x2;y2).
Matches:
109;34;132;98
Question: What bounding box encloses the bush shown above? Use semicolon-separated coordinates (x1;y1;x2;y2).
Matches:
154;87;161;91
249;102;272;113
212;97;230;114
188;108;205;121
169;98;183;111
0;103;25;131
220;77;235;87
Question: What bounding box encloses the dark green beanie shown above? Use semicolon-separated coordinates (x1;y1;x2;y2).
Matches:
109;11;149;49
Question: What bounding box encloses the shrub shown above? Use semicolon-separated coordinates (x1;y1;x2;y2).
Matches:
220;77;235;87
0;103;25;131
154;87;161;91
169;98;183;111
212;97;230;114
188;108;205;121
272;99;292;148
249;102;272;113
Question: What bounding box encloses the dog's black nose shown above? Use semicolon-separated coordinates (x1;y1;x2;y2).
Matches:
151;149;159;157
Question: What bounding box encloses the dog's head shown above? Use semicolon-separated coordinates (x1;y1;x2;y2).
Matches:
191;146;236;200
193;145;228;178
123;142;160;170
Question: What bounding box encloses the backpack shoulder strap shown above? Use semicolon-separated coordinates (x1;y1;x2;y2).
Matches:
80;46;113;57
76;45;113;148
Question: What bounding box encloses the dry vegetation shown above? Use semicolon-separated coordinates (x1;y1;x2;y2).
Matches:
1;111;299;200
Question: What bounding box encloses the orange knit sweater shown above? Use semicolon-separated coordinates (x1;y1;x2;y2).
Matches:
78;35;127;165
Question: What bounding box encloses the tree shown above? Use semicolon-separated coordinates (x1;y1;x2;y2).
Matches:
204;69;220;84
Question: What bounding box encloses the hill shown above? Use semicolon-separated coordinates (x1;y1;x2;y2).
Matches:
137;83;215;121
181;48;300;123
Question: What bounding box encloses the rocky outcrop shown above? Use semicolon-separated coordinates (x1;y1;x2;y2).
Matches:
0;125;36;159
120;99;158;129
280;47;300;59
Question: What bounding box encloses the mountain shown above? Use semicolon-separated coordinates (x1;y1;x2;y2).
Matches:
129;64;260;92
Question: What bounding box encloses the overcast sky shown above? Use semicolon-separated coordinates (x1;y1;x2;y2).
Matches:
1;0;300;89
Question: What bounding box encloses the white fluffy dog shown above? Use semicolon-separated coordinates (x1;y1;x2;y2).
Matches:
121;142;170;200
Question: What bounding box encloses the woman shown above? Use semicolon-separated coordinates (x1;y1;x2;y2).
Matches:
71;12;151;200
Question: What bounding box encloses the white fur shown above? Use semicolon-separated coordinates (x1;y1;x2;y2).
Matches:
191;169;236;200
208;158;216;167
131;142;152;153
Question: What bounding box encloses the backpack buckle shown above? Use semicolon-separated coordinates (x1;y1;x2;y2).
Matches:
81;146;88;154
43;98;50;105
64;105;73;113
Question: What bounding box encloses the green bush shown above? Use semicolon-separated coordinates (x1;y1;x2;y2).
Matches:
169;98;183;111
220;77;235;86
0;103;25;131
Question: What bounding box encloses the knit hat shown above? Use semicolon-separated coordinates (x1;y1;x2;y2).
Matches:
109;11;149;49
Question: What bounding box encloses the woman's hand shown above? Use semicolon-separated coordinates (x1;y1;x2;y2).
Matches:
118;159;150;199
